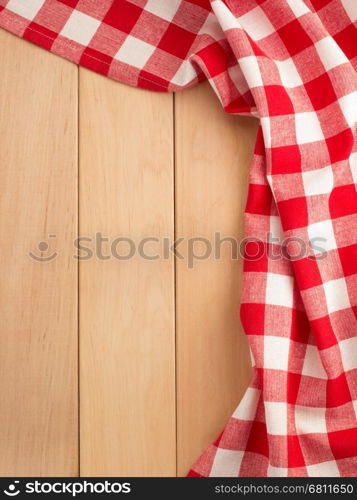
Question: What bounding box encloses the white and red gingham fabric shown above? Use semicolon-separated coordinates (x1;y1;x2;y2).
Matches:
1;0;356;477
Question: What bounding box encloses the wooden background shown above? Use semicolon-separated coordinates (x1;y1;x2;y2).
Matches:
0;30;258;477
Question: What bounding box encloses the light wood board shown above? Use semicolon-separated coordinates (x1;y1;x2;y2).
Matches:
0;30;78;476
175;84;257;475
79;69;176;477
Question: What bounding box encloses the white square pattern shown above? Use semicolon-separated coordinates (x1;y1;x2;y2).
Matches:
275;58;303;88
353;400;357;419
198;11;223;38
145;0;180;22
341;0;357;22
307;460;340;477
6;0;45;19
339;337;357;372
308;219;337;255
302;165;334;196
260;117;271;147
295;111;324;144
233;387;260;421
228;65;249;95
266;273;294;308
212;0;239;31
265;402;288;435
210;449;244;477
315;37;349;72
171;60;197;86
295;405;327;434
238;6;275;41
338;92;357;128
269;215;284;240
264;336;290;370
302;344;327;379
351;152;357;185
268;465;288;477
61;10;100;46
323;278;350;314
115;35;156;68
286;0;310;17
239;56;263;88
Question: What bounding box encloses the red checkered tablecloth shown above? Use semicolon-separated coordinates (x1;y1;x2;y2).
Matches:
0;0;356;477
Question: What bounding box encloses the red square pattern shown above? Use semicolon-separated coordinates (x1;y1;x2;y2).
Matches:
241;303;266;335
311;316;337;349
329;428;357;460
58;0;80;7
326;128;354;164
158;22;197;59
329;184;357;219
246;421;269;457
80;47;112;75
244;241;269;273
293;257;322;291
278;19;313;56
265;85;295;116
270;145;301;174
338;244;357;277
326;373;352;407
278;197;308;231
246;184;273;215
288;435;306;468
304;73;337;110
103;0;142;33
24;22;56;50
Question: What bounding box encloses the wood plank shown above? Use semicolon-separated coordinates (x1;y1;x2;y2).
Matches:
175;82;259;476
79;69;175;476
0;31;78;476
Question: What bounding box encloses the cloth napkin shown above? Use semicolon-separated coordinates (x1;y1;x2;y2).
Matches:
0;0;356;477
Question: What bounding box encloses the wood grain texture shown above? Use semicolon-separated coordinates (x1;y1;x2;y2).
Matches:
79;69;176;477
0;32;260;477
175;83;258;476
0;31;78;476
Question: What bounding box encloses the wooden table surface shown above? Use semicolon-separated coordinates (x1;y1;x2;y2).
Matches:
0;29;258;476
